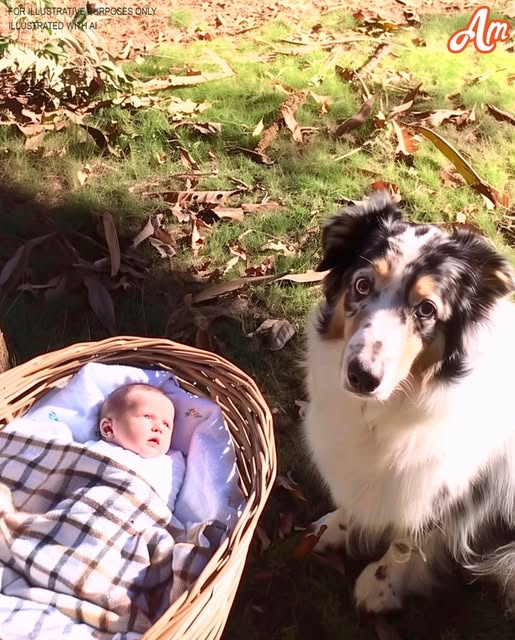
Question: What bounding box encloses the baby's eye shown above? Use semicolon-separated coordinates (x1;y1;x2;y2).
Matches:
163;422;169;429
144;414;151;420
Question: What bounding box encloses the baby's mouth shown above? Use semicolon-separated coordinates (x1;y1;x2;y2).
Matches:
148;437;159;446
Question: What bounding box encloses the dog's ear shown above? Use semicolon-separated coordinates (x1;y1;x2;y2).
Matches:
452;229;514;299
317;192;403;272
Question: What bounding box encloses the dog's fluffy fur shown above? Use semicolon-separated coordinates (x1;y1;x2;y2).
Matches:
303;193;515;615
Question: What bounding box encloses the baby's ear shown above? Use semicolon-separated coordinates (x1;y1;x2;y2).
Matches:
99;418;114;439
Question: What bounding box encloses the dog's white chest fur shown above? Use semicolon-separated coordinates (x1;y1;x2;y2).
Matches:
304;301;515;536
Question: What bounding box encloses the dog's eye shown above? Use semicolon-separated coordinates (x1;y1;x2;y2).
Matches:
416;300;437;319
354;277;371;297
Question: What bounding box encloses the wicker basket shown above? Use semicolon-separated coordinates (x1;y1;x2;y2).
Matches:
0;336;276;640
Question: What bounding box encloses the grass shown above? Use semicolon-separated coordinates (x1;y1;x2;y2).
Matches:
1;6;515;639
168;8;193;30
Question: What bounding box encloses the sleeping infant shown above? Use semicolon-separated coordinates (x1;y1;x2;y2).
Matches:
86;382;185;512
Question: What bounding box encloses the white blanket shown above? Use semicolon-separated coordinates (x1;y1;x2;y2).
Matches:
84;440;185;513
0;362;245;639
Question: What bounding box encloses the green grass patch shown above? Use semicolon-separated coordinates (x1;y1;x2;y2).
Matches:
168;8;193;30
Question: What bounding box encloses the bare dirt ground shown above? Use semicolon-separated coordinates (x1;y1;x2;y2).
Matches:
2;0;512;59
81;0;515;54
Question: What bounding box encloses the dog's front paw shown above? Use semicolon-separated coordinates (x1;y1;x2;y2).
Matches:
354;560;403;615
310;508;349;553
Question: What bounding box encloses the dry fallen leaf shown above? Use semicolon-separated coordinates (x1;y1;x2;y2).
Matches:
390;120;418;160
440;167;466;188
373;111;387;129
280;91;308;143
254;525;271;556
184;268;326;305
228;241;248;261
145;189;241;206
149;236;177;258
0;235;52;290
131;217;155;248
232;146;275;165
172;121;222;136
241;201;281;213
138;51;234;91
404;8;420;25
259;240;296;256
370;180;401;203
485;103;515;126
417;109;472;128
83;274;116;333
167;96;211;116
101;212;121;277
77;164;92;186
279;512;295;539
191;218;206;257
356;42;392;75
245;256;275;277
311;549;347;576
251;318;296;350
252;118;265;137
222;255;241;274
309;91;333;116
211;206;245;221
275;473;306;501
292;525;327;560
387;83;423;120
333;95;375;137
276;270;327;283
24;131;46;151
178;146;200;171
413;125;509;209
184;273;283;305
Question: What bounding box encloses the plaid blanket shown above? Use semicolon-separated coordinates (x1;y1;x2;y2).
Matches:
0;428;227;640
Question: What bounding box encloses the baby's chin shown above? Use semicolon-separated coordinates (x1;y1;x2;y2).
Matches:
135;442;171;458
138;450;167;458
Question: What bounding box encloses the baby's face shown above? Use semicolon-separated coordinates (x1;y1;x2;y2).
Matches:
107;388;175;458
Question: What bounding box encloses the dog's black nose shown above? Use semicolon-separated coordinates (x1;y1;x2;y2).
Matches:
347;359;381;394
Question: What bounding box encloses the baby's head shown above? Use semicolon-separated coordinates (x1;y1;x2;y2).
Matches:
99;383;175;458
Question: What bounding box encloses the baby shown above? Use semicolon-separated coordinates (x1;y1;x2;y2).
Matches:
87;383;185;512
98;382;175;458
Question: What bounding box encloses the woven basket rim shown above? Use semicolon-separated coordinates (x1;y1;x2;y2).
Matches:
0;336;277;640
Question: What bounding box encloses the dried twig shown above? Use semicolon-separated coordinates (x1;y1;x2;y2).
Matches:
357;42;392;76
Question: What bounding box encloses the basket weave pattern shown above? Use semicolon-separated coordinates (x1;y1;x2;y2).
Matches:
0;337;276;640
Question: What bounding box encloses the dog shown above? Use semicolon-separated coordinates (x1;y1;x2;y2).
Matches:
303;192;515;616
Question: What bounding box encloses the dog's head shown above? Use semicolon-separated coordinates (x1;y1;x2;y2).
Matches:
316;192;514;401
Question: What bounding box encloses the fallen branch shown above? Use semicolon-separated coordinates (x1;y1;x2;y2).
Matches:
356;42;392;76
255;90;308;154
136;51;235;92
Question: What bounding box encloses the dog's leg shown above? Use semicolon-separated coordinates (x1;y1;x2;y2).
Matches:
311;507;352;553
354;539;434;614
